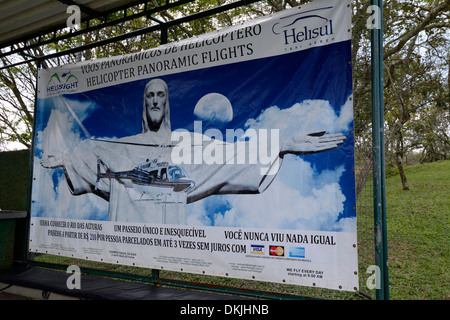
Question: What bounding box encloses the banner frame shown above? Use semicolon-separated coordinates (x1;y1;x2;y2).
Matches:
15;0;389;301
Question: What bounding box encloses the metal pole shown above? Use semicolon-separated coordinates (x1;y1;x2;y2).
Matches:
371;0;389;300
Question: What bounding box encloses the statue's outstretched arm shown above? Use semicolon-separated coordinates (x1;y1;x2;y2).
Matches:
280;131;346;158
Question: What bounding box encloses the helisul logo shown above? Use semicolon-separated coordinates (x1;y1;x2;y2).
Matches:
47;71;79;95
271;6;335;47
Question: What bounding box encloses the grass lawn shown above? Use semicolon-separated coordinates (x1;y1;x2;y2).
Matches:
386;160;449;299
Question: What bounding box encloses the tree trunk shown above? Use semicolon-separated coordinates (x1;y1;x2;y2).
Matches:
396;154;410;190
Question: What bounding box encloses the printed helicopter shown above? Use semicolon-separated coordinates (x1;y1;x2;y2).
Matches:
96;157;195;193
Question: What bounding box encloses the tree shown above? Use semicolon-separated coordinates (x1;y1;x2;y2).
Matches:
383;0;449;189
0;52;37;150
351;0;450;190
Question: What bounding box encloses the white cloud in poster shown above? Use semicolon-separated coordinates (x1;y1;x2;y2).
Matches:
244;95;353;140
34;94;355;231
36;96;98;157
33;97;108;220
32;159;108;220
187;95;356;232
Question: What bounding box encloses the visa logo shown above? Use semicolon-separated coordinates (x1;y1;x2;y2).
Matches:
250;245;265;255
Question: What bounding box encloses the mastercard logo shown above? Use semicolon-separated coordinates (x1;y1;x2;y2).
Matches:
269;245;284;256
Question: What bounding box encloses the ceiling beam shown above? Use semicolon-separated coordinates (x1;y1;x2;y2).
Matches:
56;0;104;19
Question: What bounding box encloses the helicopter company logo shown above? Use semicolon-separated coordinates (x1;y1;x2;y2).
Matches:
271;6;335;48
47;71;79;95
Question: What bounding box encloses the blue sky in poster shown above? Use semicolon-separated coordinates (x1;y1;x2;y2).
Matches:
34;40;356;232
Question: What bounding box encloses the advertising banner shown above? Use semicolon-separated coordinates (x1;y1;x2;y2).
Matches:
30;0;358;291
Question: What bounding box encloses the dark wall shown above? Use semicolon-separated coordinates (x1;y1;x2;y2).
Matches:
0;149;30;210
0;149;31;262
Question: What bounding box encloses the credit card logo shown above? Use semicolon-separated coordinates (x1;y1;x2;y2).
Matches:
250;245;265;255
289;247;305;258
269;245;284;256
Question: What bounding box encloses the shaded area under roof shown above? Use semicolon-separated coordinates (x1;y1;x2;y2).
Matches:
0;0;138;49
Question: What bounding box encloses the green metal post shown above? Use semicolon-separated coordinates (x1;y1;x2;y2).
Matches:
370;0;389;300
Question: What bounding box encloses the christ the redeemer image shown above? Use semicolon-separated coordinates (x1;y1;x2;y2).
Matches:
41;78;346;224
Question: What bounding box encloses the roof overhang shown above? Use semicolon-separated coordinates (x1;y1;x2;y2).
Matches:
0;0;138;49
0;0;260;70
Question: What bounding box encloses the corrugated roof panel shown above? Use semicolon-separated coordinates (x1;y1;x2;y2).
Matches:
0;0;138;48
